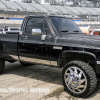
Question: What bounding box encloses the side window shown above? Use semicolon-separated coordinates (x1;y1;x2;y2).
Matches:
43;20;50;35
25;18;43;35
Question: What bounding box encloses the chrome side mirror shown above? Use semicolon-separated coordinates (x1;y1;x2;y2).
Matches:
32;29;41;35
41;35;46;41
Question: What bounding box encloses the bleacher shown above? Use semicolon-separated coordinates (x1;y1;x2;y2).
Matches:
1;0;23;11
15;1;38;12
83;7;99;15
0;0;100;15
64;6;80;15
0;1;7;11
30;4;49;13
93;8;100;13
73;7;91;15
42;4;60;13
52;5;72;14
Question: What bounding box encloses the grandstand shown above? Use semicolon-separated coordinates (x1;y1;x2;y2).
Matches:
0;0;100;29
0;0;100;15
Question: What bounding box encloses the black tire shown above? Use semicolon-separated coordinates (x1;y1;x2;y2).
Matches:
62;60;97;98
20;61;33;66
0;58;5;73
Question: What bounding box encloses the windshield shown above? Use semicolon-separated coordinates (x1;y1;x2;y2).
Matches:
50;17;82;34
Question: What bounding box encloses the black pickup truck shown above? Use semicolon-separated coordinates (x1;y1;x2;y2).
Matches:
0;15;100;97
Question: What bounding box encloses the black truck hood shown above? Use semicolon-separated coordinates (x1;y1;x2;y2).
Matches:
53;34;100;49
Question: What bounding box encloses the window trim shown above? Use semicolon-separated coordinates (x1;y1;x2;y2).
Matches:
25;17;44;35
23;17;51;36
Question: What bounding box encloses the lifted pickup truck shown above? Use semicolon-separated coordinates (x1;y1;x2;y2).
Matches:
0;15;99;97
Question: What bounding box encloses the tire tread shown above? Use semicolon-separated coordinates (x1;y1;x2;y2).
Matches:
62;60;97;98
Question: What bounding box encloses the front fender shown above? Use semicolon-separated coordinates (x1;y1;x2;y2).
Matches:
58;50;96;68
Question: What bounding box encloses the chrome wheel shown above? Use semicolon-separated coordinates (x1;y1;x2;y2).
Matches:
64;67;87;94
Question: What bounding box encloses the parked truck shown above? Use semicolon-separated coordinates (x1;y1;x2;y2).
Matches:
0;15;99;97
79;26;90;35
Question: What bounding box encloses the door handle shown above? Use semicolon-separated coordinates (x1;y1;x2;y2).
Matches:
22;36;28;39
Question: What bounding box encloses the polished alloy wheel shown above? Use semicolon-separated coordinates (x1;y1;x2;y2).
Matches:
64;66;87;94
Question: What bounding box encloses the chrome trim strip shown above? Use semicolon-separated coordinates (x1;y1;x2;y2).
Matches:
21;57;58;67
8;54;19;60
19;55;23;60
22;57;50;65
51;61;57;66
97;61;100;64
53;46;62;50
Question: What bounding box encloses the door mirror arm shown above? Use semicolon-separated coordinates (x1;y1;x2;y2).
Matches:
41;35;46;41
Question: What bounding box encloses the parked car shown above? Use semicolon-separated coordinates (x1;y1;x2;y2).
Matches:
90;29;100;35
0;28;3;34
8;27;20;31
1;26;20;34
0;15;100;98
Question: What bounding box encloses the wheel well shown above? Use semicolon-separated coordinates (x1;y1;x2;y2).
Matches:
59;52;96;71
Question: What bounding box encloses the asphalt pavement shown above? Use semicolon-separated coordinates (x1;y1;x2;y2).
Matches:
0;61;100;100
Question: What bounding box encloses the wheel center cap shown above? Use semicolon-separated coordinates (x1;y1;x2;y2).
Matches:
69;73;79;82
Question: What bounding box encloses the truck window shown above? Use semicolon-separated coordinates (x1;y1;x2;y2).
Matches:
25;18;43;35
43;20;50;35
50;17;82;34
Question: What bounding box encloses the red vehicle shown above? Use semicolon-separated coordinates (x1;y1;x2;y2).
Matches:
90;29;100;35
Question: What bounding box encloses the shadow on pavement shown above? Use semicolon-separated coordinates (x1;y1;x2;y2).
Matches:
2;61;100;99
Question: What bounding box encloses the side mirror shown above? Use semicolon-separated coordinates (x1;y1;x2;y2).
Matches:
41;35;46;41
32;29;41;35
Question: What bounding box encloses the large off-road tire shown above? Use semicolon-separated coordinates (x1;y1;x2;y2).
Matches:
0;58;5;73
20;61;33;66
62;61;97;98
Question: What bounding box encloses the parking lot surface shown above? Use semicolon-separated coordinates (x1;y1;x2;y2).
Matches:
0;62;100;100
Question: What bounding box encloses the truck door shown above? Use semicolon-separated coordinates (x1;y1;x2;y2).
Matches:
18;17;51;66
